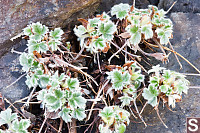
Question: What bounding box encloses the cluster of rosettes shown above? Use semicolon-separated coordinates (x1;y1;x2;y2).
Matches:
0;108;31;133
37;74;87;122
20;22;87;123
142;65;190;108
23;22;64;53
73;12;117;53
106;62;144;106
99;106;130;133
111;4;173;46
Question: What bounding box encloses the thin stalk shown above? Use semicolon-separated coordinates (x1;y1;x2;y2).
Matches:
4;72;27;90
133;100;147;127
166;1;177;14
87;79;110;121
108;41;128;64
144;40;200;74
168;41;182;69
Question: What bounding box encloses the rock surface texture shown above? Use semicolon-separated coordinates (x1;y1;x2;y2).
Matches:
159;0;200;13
0;0;100;56
126;12;200;133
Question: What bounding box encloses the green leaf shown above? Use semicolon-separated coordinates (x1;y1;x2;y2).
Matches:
25;74;38;88
47;101;62;112
148;96;158;107
54;89;64;99
69;92;86;109
39;75;50;88
163;70;171;80
99;106;114;120
28;40;48;53
126;25;141;45
149;76;160;87
44;94;58;105
62;77;79;90
88;18;100;27
160;85;168;93
142;85;158;107
73;25;87;38
141;25;153;39
93;37;106;51
119;95;133;106
23;25;32;36
98;21;117;40
37;89;47;101
50;28;64;40
130;32;141;46
58;108;72;123
117;123;126;133
0;108;18;126
111;3;130;20
19;53;33;72
12;119;30;133
32;22;48;36
73;108;86;121
156;28;172;45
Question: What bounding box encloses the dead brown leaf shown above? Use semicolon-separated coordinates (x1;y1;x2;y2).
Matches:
119;32;131;39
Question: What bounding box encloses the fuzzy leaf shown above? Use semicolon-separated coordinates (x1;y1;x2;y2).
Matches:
88;18;100;27
141;25;153;39
160;85;168;93
142;85;158;107
69;92;86;109
0;108;18;126
44;94;58;105
50;28;64;40
19;53;33;72
98;21;117;40
73;25;87;38
54;89;64;99
73;108;86;121
111;3;130;20
119;95;133;106
23;25;32;36
38;75;50;88
117;123;126;133
58;108;72;123
62;77;79;90
37;89;47;101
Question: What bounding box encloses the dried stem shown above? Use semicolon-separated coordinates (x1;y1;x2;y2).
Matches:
70;119;77;133
168;41;182;69
166;1;177;14
108;41;128;64
74;46;85;60
87;79;110;121
155;107;168;128
129;106;138;119
39;112;49;133
110;41;140;61
58;118;63;133
4;97;27;119
4;72;27;90
144;40;200;74
23;86;37;107
97;53;102;73
133;100;147;127
140;101;148;115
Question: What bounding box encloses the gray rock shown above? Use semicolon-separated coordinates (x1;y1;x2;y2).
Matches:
98;0;149;13
158;0;200;13
0;40;29;107
0;0;100;57
126;12;200;133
